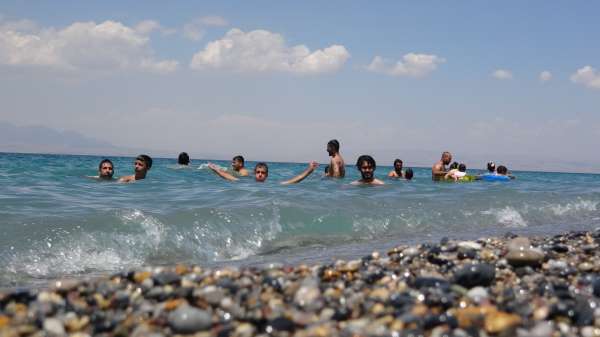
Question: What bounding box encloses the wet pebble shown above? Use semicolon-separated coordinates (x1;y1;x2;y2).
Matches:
168;305;212;334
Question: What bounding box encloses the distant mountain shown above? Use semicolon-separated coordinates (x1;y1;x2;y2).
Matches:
0;121;132;156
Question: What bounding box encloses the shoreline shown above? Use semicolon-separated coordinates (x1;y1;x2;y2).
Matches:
1;230;599;336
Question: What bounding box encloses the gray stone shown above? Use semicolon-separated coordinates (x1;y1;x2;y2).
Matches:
43;318;66;336
168;305;212;334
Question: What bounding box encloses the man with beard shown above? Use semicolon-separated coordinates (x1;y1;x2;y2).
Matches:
387;158;404;178
119;154;152;183
352;155;385;185
326;139;345;178
90;159;115;180
432;151;452;181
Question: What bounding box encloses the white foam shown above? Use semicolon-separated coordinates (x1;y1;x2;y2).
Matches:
548;199;598;216
482;207;527;228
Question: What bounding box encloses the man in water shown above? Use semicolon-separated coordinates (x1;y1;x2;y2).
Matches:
352;155;385;185
388;159;404;178
91;159;114;180
496;165;516;179
208;161;319;184
326;139;345;178
178;152;190;165
432;151;452;181
231;155;249;176
404;168;414;180
119;154;152;183
486;161;496;174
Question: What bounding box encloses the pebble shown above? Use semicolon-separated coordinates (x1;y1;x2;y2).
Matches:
168;305;212;334
43;318;66;336
506;238;545;267
452;263;495;288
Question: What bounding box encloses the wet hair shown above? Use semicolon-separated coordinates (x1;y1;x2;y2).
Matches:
254;162;268;174
487;162;496;173
178;152;190;165
136;154;153;169
404;168;414;180
98;159;113;171
356;155;376;170
232;155;245;165
327;139;340;153
458;163;467;172
497;165;508;175
393;159;403;166
449;162;459;170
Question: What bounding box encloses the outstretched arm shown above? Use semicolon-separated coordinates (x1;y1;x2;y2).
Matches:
281;161;319;185
208;163;239;182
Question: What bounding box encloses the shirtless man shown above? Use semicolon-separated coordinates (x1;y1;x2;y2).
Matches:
432;151;452;181
326;139;345;178
118;154;152;183
352;155;385;185
90;159;114;180
208;161;318;185
231;155;249;176
387;159;404;178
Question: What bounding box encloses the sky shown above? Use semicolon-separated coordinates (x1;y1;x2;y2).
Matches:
0;1;599;172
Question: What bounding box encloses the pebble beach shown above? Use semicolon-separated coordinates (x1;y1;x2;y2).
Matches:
2;230;600;337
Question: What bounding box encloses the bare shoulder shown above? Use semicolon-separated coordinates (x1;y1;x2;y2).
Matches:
239;168;249;176
373;179;385;185
118;175;135;183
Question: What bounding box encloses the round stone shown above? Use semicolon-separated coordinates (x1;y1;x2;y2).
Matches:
168;306;212;334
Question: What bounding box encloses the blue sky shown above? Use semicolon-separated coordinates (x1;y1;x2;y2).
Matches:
0;1;599;172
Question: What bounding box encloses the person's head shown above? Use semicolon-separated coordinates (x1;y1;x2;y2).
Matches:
178;152;190;165
232;155;245;171
327;139;340;156
98;159;114;179
497;165;508;175
487;162;496;173
324;165;330;176
404;168;414;180
458;163;467;172
441;151;452;165
393;159;403;173
254;162;269;182
356;155;376;181
135;154;152;173
449;162;459;170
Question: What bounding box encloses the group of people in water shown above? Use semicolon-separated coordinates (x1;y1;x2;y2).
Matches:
92;140;514;185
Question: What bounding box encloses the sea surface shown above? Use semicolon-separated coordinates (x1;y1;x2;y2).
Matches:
1;152;600;288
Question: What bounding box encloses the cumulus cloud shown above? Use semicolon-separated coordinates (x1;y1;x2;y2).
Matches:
134;20;175;36
539;70;552;82
366;53;445;78
183;16;228;41
190;28;350;74
570;66;600;89
0;19;178;73
492;69;513;80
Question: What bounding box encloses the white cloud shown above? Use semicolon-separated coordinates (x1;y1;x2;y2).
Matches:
571;66;600;89
190;28;350;74
183;16;228;41
0;19;178;73
366;53;445;78
134;20;175;36
492;69;513;80
539;70;552;82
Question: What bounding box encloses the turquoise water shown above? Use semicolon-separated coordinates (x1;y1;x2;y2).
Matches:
1;152;600;287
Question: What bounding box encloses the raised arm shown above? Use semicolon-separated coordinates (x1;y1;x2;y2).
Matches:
208;163;239;182
281;161;319;185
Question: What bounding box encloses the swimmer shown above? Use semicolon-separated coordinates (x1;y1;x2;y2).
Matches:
178;152;190;166
404;168;414;180
388;159;404;178
89;159;114;180
326;139;345;178
496;165;516;179
432;151;452;181
231;155;249;177
208;161;319;184
352;155;385;185
118;154;152;183
324;165;330;177
487;161;496;174
445;163;467;181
